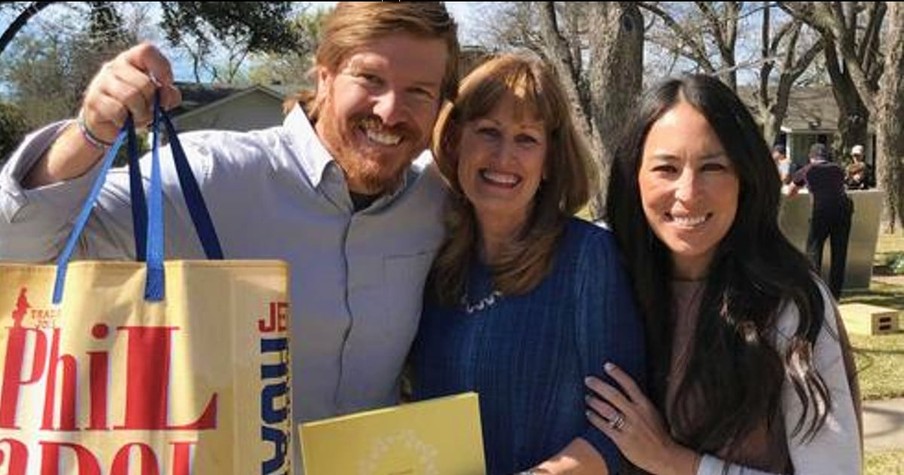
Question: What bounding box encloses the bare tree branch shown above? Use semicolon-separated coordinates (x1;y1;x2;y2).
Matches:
0;1;55;60
639;2;715;72
538;1;593;138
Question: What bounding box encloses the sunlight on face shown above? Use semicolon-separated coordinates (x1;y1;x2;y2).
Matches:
457;94;548;233
638;101;740;280
315;34;447;195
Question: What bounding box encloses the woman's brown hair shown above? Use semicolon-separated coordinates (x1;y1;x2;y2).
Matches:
429;53;596;305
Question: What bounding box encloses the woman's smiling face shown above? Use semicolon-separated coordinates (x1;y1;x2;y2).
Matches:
638;100;740;280
456;93;548;232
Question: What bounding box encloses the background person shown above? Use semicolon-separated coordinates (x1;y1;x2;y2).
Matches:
789;143;854;299
772;143;793;186
587;74;861;475
410;54;645;475
844;144;871;190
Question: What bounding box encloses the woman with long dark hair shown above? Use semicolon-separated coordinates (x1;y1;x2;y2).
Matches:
585;74;861;474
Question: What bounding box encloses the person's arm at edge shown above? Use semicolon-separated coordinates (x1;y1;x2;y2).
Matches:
777;281;862;474
528;225;646;474
23;122;105;188
787;163;811;198
696;281;862;475
23;42;180;189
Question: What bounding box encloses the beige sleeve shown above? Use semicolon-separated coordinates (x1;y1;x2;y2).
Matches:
773;280;863;474
697;279;862;475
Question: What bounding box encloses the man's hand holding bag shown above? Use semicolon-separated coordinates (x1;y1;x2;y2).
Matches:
0;94;292;474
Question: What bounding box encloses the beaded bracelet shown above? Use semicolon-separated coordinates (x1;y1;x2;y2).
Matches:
76;109;114;150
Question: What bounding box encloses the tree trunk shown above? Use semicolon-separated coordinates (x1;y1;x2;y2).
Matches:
824;38;870;161
835;97;870;161
767;74;797;147
781;2;882;164
877;2;904;232
756;5;822;149
586;2;644;217
538;3;595;151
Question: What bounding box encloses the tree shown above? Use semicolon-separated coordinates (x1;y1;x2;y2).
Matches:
638;3;823;147
0;101;28;166
1;3;134;128
2;2;302;84
87;1;128;46
876;2;904;231
245;5;328;87
781;2;885;161
753;3;823;147
0;1;54;60
473;2;644;216
160;2;300;84
2;31;88;127
640;2;741;90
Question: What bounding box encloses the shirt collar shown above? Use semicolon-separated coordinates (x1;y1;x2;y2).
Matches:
284;104;333;189
283;104;432;210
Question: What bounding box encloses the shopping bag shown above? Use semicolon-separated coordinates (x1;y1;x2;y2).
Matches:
0;95;292;474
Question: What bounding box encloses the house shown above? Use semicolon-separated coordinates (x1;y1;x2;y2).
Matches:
167;45;494;136
173;80;875;174
738;85;877;169
169;82;296;133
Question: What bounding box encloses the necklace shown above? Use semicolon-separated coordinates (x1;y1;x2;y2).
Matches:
461;290;503;315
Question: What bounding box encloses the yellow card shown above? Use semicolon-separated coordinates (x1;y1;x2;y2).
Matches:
299;392;485;475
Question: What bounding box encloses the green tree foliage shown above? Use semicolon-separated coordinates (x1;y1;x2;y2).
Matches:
1;4;133;129
160;2;299;83
0;1;54;60
2;32;88;127
161;2;297;54
3;3;301;76
246;5;328;88
0;101;28;166
87;1;128;46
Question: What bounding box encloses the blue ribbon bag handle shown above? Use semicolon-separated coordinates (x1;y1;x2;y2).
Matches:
53;92;223;304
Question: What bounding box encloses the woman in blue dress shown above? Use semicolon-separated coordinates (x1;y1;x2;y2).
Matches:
410;53;646;475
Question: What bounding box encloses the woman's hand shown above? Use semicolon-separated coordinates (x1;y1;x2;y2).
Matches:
584;363;700;475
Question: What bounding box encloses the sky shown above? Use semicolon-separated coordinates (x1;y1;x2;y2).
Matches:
169;2;485;83
0;2;486;89
2;2;772;88
446;2;483;43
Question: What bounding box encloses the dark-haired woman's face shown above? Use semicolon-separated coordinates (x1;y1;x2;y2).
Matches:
638;101;739;280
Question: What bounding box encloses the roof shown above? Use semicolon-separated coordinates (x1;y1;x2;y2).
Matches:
775;86;839;132
170;82;291;120
737;85;854;133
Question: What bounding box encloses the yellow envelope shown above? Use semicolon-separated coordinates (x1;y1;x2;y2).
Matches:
299;392;485;475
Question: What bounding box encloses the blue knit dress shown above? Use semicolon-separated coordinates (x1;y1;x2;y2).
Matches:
411;218;646;474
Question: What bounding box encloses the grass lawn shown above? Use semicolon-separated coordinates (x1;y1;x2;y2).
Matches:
843;280;904;310
849;330;904;400
875;223;904;255
866;449;904;475
840;281;904;401
841;226;904;401
874;223;904;269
